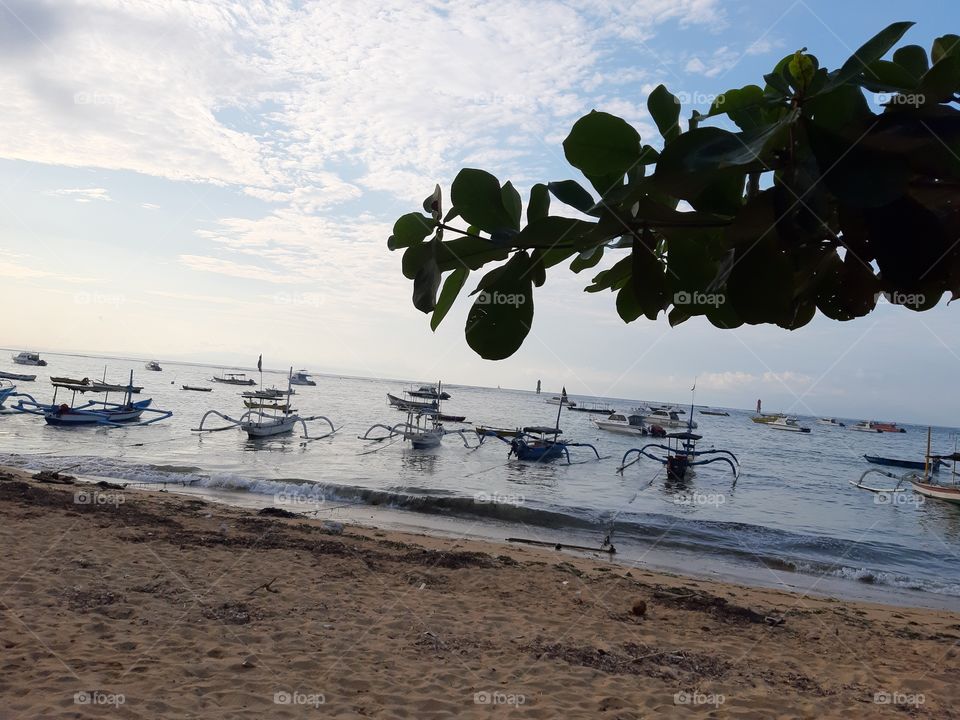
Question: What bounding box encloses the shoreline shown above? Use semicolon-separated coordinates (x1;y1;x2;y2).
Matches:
2;464;959;718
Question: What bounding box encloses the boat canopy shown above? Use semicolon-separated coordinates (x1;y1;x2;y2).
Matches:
667;431;702;440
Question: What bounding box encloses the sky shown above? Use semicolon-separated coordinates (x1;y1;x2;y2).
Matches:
0;0;957;424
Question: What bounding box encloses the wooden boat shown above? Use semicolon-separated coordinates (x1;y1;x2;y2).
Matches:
474;426;520;439
594;412;648;436
145;360;162;371
0;370;37;381
767;416;811;433
11;371;171;427
0;380;17;408
568;400;615;414
865;455;942;472
211;372;256;386
50;376;90;385
91;380;143;394
195;366;337;441
700;409;729;416
362;383;471;449
852;429;960;504
438;413;466;423
182;385;212;392
12;351;46;366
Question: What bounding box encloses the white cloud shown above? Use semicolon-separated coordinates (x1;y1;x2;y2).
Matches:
48;187;111;202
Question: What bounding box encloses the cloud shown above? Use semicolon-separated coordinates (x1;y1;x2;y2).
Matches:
141;202;160;210
48;187;111;202
697;370;814;391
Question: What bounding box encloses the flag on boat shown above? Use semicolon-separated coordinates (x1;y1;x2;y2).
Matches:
257;354;262;372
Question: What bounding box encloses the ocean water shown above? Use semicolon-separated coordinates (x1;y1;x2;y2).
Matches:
3;353;960;608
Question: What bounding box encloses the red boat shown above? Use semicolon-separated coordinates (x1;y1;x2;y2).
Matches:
870;421;907;433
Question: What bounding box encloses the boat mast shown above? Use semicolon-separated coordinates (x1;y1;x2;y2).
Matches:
555;386;563;430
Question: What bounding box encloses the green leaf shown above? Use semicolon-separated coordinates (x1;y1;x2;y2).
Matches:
727;239;794;324
616;283;643;323
563;110;642;177
527;184;550;223
412;239;441;313
893;44;929;80
648;84;681;143
450;169;518;233
708;85;766;131
586;256;631;293
547;180;598;215
630;236;668;320
430;267;469;330
465;252;534;360
860;59;919;92
919;55;960;103
834;21;914;85
570;246;604;273
932;35;960;64
388;213;436;250
501;181;522;229
513;217;596;250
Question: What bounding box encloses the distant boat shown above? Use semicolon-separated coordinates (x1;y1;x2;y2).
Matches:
853;429;960;505
289;370;316;386
211;372;256;386
869;421;907;433
145;360;162;372
408;385;451;400
182;385;212;392
767;416;811;433
0;370;37;381
594;412;647;436
545;386;576;407
635;407;696;429
818;418;845;426
700;409;729;416
752;413;785;424
387;392;437;411
568;400;614;414
12;351;46;366
474;426;520;439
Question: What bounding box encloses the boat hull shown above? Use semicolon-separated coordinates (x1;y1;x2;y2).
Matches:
594;420;646;436
45;407;146;425
243;418;297;437
911;479;960;503
865;455;939;471
0;371;36;381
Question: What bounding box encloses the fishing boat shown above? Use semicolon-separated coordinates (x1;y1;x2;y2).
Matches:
407;385;451;400
751;413;785;424
211;372;256;386
145;360;162;372
387;392;438;412
594;412;648;436
818;418;845;426
852;429;960;504
545;387;576;408
289;370;317;386
194;367;337;440
864;455;943;472
91;379;143;394
767;416;811;433
700;409;729;417
0;370;36;381
482;426;600;463
11;371;171;427
474;426;521;439
361;383;471;449
182;385;212;392
12;351;46;366
568;400;615;414
618;393;739;481
636;407;696;429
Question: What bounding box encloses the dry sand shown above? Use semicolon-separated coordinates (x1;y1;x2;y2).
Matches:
1;465;958;719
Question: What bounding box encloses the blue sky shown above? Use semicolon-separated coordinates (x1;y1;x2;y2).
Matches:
0;0;957;424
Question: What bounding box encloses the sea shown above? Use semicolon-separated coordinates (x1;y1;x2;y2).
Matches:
3;352;960;610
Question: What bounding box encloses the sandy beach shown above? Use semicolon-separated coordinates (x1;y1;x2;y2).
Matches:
1;465;958;719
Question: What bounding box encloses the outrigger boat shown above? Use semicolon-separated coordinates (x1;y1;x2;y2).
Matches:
479;397;600;464
387;392;438;412
361;383;472;449
11;371;171;427
0;380;17;408
0;370;37;381
864;454;943;472
617;393;739;481
211;372;256;386
474;425;521;439
194;366;338;440
852;429;960;504
289;370;316;386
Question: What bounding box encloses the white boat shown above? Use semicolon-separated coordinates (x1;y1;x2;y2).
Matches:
211;372;256;386
545;387;576;407
818;418;845;426
849;421;882;433
0;370;36;381
767;416;811;433
194;364;337;441
12;351;46;366
594;412;648;436
289;370;316;386
636;407;696;429
145;360;162;372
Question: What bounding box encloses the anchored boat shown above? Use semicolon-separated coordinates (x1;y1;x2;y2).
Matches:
289;370;317;386
568;400;615;414
145;360;162;371
211;372;256;386
361;382;471;449
0;380;17;408
594;412;648;436
11;371;171;427
636;407;696;429
766;416;811;433
194;366;338;440
0;370;37;381
852;429;960;504
12;351;46;366
407;384;451;400
545;387;576;408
